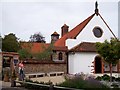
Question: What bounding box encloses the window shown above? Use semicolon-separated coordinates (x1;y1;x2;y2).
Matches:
14;59;18;66
58;52;63;60
93;26;103;38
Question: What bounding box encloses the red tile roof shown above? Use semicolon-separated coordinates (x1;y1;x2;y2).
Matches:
21;42;50;54
0;52;19;57
54;14;95;47
69;42;96;52
53;46;68;51
0;52;19;55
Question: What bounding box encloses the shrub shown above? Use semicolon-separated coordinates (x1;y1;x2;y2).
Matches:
112;76;116;82
58;76;86;89
96;76;102;81
101;74;110;81
22;74;109;89
85;77;109;88
115;77;120;82
111;83;119;88
57;75;109;89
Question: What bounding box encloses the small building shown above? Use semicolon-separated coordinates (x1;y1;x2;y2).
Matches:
20;2;120;76
0;52;19;80
54;2;120;75
68;42;120;75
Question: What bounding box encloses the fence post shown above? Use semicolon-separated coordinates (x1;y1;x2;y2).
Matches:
49;84;54;90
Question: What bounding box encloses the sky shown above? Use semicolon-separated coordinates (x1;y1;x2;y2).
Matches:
0;0;119;43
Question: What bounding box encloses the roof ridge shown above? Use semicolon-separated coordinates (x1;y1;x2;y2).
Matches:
69;42;96;52
67;14;95;39
69;42;82;51
54;13;95;47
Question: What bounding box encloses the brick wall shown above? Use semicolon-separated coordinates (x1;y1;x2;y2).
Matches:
24;63;67;74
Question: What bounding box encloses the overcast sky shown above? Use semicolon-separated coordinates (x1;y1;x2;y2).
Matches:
1;0;119;43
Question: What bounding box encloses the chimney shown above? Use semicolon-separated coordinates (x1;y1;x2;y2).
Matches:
61;24;69;37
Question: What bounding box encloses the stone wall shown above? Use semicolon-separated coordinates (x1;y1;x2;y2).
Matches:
53;51;67;61
24;62;67;74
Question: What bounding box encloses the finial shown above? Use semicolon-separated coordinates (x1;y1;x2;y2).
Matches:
95;1;98;10
95;1;99;16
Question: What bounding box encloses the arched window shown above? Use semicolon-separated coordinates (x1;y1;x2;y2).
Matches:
58;52;63;60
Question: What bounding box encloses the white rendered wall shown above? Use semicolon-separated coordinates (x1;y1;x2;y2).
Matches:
68;53;75;74
68;52;97;74
66;15;114;49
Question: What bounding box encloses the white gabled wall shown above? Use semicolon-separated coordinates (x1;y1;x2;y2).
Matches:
69;52;97;74
68;53;75;74
66;15;114;49
67;14;117;75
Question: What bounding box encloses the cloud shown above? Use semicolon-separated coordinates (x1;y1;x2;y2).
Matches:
1;1;118;42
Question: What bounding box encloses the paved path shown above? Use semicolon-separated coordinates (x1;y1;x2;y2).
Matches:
1;87;29;90
0;81;28;90
31;76;65;85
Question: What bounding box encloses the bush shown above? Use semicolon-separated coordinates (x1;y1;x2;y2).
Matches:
115;77;120;82
112;76;116;82
96;76;102;81
85;77;109;88
101;74;110;81
58;76;86;89
111;83;119;88
57;75;109;89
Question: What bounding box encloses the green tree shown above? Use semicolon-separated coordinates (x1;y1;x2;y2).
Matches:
36;43;53;60
2;33;20;52
18;48;32;59
96;38;120;82
18;42;33;59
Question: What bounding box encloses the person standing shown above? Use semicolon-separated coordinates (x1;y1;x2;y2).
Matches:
18;61;25;81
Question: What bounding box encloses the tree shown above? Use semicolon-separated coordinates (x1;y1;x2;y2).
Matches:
2;33;20;52
96;38;120;82
35;43;53;60
18;48;33;59
18;42;33;59
30;32;46;43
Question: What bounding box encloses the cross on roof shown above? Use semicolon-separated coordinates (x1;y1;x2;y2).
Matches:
95;1;98;10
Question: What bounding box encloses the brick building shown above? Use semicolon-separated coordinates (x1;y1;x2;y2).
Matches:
20;24;69;74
